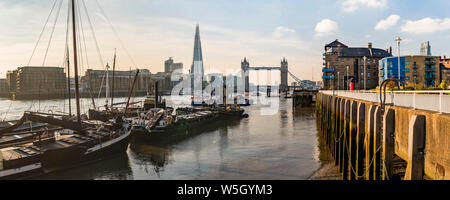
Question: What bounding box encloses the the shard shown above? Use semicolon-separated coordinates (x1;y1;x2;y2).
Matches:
191;24;204;97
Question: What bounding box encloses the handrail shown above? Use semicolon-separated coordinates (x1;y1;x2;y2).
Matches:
320;90;450;114
324;90;450;94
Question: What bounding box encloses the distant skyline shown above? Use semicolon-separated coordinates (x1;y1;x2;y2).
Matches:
1;0;450;81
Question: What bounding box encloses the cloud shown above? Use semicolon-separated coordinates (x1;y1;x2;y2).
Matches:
314;19;339;37
374;14;400;30
401;17;450;34
342;0;388;12
273;26;295;38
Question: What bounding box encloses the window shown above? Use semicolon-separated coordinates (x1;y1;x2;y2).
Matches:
406;76;410;81
406;61;410;65
368;73;371;77
406;68;410;73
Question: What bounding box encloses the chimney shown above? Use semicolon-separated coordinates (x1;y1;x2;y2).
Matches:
368;42;372;50
389;46;392;54
337;44;341;54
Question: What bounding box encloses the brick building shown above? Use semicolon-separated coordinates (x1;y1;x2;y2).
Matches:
6;66;66;99
440;56;450;87
81;69;152;96
322;40;392;90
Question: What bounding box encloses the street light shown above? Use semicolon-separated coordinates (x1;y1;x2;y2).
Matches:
395;37;402;85
337;72;340;90
363;56;367;90
346;65;349;90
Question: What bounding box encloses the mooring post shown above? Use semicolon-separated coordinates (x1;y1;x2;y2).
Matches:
382;109;395;180
366;105;377;180
339;99;345;173
330;96;336;154
356;103;365;180
348;101;358;180
405;115;426;180
373;106;382;180
342;99;350;180
334;98;341;166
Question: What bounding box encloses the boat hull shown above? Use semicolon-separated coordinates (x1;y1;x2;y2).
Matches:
131;110;244;143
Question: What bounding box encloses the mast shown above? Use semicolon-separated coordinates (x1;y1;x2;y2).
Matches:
66;47;71;116
124;69;140;114
71;0;81;124
111;49;116;108
105;63;110;109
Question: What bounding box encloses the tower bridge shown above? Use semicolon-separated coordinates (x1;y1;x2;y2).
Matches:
240;57;308;92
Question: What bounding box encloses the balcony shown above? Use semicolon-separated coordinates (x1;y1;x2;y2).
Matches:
425;60;436;65
425;67;435;72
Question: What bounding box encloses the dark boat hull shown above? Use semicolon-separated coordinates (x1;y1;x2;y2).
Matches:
131;110;244;143
81;131;131;162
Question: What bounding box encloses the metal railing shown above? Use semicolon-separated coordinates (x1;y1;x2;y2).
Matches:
321;90;450;114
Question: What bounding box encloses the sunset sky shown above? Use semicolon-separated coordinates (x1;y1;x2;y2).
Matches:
1;0;449;82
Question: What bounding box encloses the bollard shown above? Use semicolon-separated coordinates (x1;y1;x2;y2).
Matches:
404;115;426;180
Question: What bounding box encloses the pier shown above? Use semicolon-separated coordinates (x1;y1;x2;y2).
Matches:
316;90;450;180
292;90;318;108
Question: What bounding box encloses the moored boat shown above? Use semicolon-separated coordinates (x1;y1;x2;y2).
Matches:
130;105;247;142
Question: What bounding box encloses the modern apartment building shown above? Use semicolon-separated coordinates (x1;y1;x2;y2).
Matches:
379;56;441;87
322;40;392;90
164;57;183;73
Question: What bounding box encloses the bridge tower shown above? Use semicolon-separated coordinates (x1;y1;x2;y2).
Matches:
280;57;288;92
241;57;250;92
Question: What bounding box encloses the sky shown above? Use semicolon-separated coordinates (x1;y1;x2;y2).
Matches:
0;0;449;82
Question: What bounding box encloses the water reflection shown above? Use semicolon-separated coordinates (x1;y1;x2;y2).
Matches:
9;97;322;180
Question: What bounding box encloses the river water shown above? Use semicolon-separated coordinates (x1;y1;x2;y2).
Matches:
0;96;322;180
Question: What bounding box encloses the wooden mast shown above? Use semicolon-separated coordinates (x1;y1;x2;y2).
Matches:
66;47;71;116
111;49;116;108
71;0;81;124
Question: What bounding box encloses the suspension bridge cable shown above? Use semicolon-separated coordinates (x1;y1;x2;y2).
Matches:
26;0;58;66
42;0;63;66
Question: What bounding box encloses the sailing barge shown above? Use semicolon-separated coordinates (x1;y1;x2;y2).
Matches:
130;105;247;142
0;112;131;179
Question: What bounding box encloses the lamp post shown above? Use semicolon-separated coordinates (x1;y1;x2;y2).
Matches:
337;72;340;90
395;37;402;85
346;65;349;90
363;56;367;90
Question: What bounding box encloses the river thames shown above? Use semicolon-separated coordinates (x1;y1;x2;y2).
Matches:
0;96;323;180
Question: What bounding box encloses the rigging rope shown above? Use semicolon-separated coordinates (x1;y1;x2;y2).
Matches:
27;0;58;66
42;0;63;66
93;0;137;68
